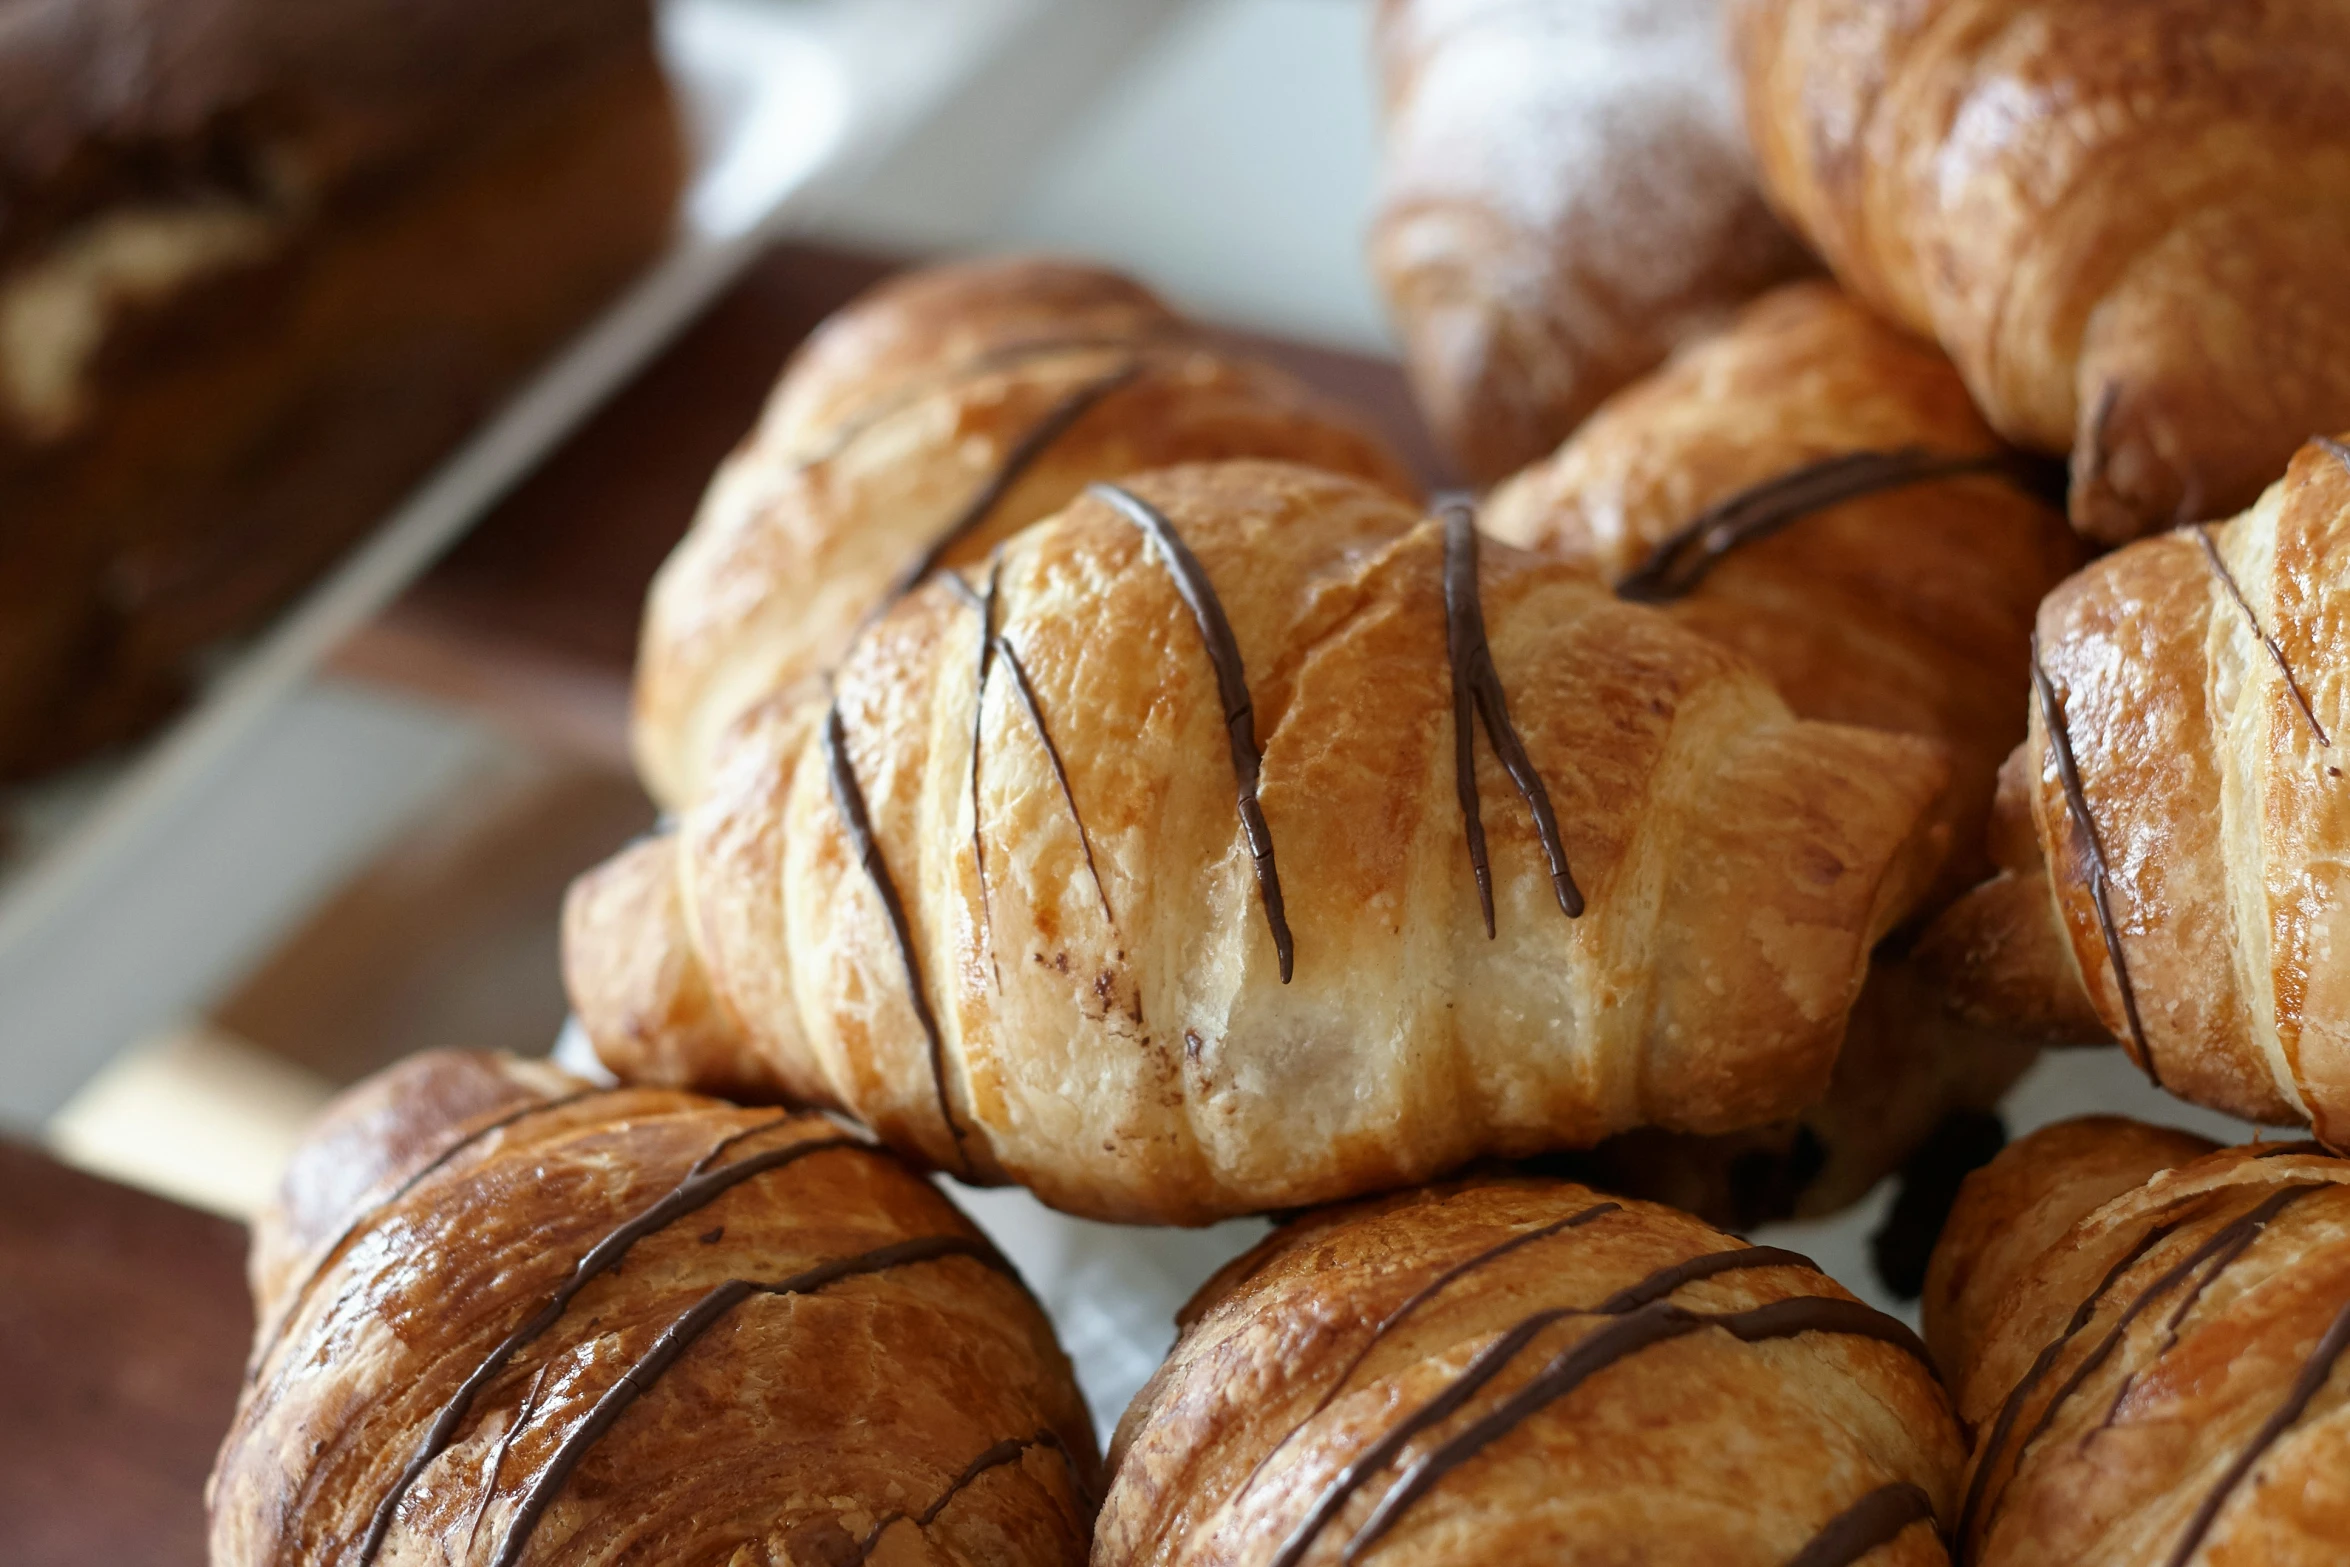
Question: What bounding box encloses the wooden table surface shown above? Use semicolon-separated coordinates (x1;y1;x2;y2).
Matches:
8;242;1436;1562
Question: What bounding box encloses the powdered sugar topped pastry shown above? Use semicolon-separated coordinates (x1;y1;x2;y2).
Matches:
1370;0;1808;485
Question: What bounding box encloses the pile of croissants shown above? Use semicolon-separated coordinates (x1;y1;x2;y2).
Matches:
208;2;2350;1563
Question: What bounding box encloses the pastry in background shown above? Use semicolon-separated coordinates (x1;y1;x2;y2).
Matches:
633;256;1414;811
1926;1118;2350;1566
1484;280;2082;913
212;1050;1096;1567
1921;436;2349;1140
1100;1175;1961;1565
1733;0;2350;543
570;460;1951;1224
1369;0;1809;487
0;0;684;779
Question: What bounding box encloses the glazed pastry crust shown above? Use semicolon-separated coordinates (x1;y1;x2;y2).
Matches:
1370;0;1809;486
1920;438;2350;1137
631;257;1414;810
1485;279;2084;910
1732;0;2350;542
1927;1119;2350;1566
571;461;1951;1224
210;1051;1096;1567
1099;1175;1962;1566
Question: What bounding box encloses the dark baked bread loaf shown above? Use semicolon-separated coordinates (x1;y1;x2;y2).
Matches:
0;0;683;777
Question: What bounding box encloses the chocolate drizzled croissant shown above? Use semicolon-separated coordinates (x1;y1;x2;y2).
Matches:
566;460;1951;1224
209;1051;1096;1567
1484;281;2082;912
1919;435;2350;1138
1732;0;2350;543
632;255;1413;810
1100;1174;1961;1565
1927;1118;2350;1566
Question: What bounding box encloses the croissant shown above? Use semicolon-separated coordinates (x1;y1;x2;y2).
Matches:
632;256;1413;809
565;460;1952;1224
1369;0;1810;486
1924;1116;2350;1565
1731;0;2350;543
1919;436;2350;1138
1099;1173;1963;1565
1483;279;2083;909
210;1050;1097;1567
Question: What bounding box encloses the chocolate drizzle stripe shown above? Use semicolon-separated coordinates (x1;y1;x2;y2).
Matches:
883;360;1143;606
355;1129;873;1565
2031;640;2159;1086
1443;504;1583;929
954;556;1115;972
1785;1482;1938;1567
1339;1297;1930;1562
1089;482;1294;981
825;702;971;1171
851;1430;1085;1563
1262;1244;1815;1567
1959;1218;2184;1549
792;334;1163;475
1240;1203;1625;1502
2018;1188;2315;1454
460;1364;547;1561
2192;525;2331;747
2098;1198;2294;1434
1615;448;2017;603
2160;1296;2350;1567
487;1234;1011;1567
248;1087;610;1384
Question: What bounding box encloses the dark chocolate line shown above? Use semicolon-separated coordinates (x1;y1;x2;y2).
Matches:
825;701;971;1172
2096;1193;2296;1434
2004;1187;2316;1496
793;334;1161;475
1262;1244;1814;1567
2192;525;2331;747
1090;482;1294;981
248;1087;610;1384
1958;1218;2186;1550
1785;1482;1938;1567
356;1129;871;1564
1240;1202;1625;1501
850;1430;1084;1563
460;1364;547;1562
966;561;1004;985
486;1234;1012;1567
1340;1297;1929;1562
1443;504;1582;929
957;559;1116;983
1615;447;2014;603
884;360;1142;605
2031;640;2159;1086
1000;642;1116;926
2160;1296;2350;1567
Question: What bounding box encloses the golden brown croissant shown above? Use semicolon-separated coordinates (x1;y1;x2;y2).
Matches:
567;459;1952;1225
1731;0;2350;543
1483;280;2083;909
1370;0;1811;488
1920;436;2350;1138
210;1050;1096;1566
1925;1117;2350;1565
632;256;1414;810
1100;1174;1963;1565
